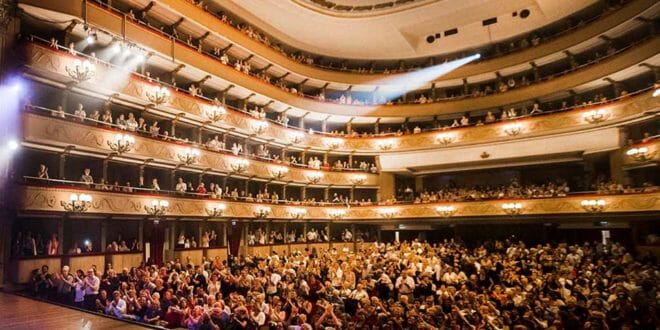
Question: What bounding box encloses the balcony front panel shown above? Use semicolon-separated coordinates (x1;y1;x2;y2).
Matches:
19;1;660;117
18;185;660;220
623;139;660;166
22;113;378;187
152;0;657;85
24;43;659;154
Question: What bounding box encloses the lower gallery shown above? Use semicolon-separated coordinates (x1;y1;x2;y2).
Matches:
0;0;658;329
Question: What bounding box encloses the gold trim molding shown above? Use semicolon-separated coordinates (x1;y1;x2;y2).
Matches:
18;185;660;220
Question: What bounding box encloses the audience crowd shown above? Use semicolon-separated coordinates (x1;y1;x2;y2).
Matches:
28;238;659;329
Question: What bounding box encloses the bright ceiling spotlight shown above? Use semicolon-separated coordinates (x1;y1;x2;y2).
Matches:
86;34;96;45
653;88;660;97
135;53;145;62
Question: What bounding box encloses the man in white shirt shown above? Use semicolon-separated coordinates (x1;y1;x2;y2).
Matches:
105;291;127;318
175;177;187;194
395;271;415;299
83;268;100;311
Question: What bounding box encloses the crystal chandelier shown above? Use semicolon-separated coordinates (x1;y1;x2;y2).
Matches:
205;105;227;122
270;166;289;179
254;206;271;219
230;159;250;173
306;171;324;184
61;193;93;212
289;207;307;220
66;59;96;82
206;203;226;217
146;86;171;105
107;133;135;154
145;199;169;216
178;148;200;165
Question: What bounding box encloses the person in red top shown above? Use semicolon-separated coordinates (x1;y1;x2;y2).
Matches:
196;182;207;195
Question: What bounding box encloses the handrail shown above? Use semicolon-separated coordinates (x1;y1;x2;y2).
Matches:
22;176;656;207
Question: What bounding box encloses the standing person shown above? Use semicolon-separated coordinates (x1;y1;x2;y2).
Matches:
73;269;86;309
56;265;75;305
83;268;100;311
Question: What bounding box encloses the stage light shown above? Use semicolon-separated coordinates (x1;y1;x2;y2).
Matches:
7;139;18;151
86;35;95;44
136;54;145;62
110;43;121;54
372;53;481;104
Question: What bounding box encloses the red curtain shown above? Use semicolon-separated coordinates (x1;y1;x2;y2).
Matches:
227;221;242;257
149;225;165;266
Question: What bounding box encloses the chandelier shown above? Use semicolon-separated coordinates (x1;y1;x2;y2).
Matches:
251;121;269;135
626;147;654;162
205;105;227;122
582;109;610;124
581;199;606;213
378;208;397;219
107;133;135;154
66;59;96;82
502;123;523;137
435;205;456;217
206;203;226;217
230;159;250;173
178;147;201;165
377;140;395;151
327;209;346;220
325;138;343;150
146;86;171;105
502;202;523;215
254;206;271;219
306;171;324;184
350;174;367;185
145;199;169;216
289;207;307;219
435;133;456;146
270;166;289;179
288;132;304;144
61;193;93;212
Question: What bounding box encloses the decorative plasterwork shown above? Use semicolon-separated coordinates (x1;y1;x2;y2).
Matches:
24;43;658;154
18;186;660;220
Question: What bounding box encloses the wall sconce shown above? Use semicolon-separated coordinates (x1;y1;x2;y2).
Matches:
435;132;456;146
582;109;610;124
254;206;271;219
61;193;93;212
230;158;250;173
377;140;395;151
146;85;171;105
306;171;324;184
350;174;367;185
327;209;346;220
378;208;397;219
205;105;227;122
251;121;269;135
145;199;169;216
325;138;343;150
178;147;200;165
289;207;307;219
206;203;226;217
66;59;96;82
270;166;289;179
502;123;523;137
626;147;655;162
581;199;606;213
288;132;304;144
107;133;135;154
435;205;456;217
502;202;523;215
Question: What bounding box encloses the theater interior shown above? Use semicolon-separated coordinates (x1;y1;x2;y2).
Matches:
0;0;657;329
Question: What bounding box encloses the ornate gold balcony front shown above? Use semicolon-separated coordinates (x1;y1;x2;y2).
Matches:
22;113;379;187
17;185;660;220
23;43;659;154
17;0;660;117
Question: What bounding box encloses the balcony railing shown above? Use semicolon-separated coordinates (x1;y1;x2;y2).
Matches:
16;181;660;220
23;41;660;153
22;113;379;187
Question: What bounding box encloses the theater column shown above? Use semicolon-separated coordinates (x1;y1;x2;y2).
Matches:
377;172;395;202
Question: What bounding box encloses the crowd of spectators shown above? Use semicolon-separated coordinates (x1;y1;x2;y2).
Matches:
28;238;659;329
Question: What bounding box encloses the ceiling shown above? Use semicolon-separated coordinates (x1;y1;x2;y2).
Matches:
212;0;598;60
